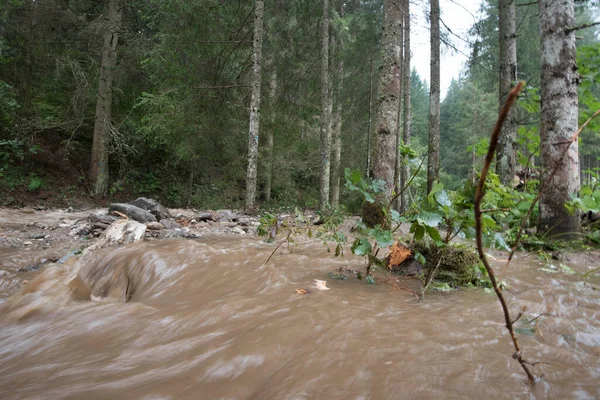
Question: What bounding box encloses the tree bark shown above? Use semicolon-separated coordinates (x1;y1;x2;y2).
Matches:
399;0;411;213
330;4;345;207
426;0;440;194
330;60;343;207
319;0;331;210
263;69;276;204
394;1;405;210
537;0;580;237
496;0;518;185
90;0;123;197
244;0;265;214
366;54;374;176
372;0;403;199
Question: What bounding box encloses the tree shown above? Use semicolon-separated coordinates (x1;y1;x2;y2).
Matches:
371;0;403;198
399;0;411;213
537;0;581;237
263;68;276;204
90;0;123;197
426;0;440;194
330;3;346;207
245;0;265;213
496;0;517;185
319;0;331;210
394;0;405;209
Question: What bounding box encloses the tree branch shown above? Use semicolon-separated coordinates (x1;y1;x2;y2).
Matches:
474;81;537;383
566;21;600;33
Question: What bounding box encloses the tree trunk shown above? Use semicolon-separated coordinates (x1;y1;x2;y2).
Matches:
371;0;403;199
330;60;343;207
263;69;276;204
330;4;345;207
537;0;580;237
244;0;265;214
319;0;331;210
90;0;123;197
399;0;411;213
496;0;518;185
366;54;374;176
394;1;405;210
426;0;440;194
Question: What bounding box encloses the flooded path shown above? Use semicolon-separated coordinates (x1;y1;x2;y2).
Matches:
1;234;599;399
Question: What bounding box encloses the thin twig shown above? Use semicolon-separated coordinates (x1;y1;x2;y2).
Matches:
420;251;445;300
264;234;289;265
474;81;537;383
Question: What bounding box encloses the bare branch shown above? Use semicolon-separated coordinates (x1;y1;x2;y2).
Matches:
474;81;538;383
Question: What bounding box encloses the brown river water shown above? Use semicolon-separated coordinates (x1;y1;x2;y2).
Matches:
1;233;599;399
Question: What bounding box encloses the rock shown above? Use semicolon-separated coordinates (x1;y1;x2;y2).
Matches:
232;227;246;235
69;222;91;236
109;203;157;223
146;221;163;230
57;250;81;264
160;219;181;229
195;212;215;222
220;221;238;228
89;213;118;225
92;222;111;230
216;210;239;223
84;219;146;252
129;197;173;221
28;233;47;239
23;241;32;246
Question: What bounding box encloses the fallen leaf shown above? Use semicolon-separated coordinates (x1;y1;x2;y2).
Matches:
386;241;412;269
314;279;330;290
295;288;308;294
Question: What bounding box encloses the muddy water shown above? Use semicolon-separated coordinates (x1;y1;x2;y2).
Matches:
0;237;599;400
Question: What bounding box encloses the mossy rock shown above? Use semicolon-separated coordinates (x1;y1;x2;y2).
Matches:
361;201;387;228
392;241;482;286
413;242;480;286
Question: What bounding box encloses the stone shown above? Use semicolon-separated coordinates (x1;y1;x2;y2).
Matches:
92;222;111;230
195;212;215;222
129;197;173;221
160;219;181;229
146;221;163;230
84;219;146;253
216;210;239;223
109;203;157;223
89;213;118;225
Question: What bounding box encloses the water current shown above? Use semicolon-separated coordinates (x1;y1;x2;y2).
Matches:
1;232;599;399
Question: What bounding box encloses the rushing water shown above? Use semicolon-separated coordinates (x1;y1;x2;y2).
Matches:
0;235;599;399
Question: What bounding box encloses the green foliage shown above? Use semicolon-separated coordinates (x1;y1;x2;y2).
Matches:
27;175;43;191
0;81;19;131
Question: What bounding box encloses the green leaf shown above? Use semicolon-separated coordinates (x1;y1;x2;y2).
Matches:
435;189;452;207
559;263;575;275
351;237;372;256
416;211;443;227
514;327;536;336
413;224;425;241
425;226;443;242
371;228;394;248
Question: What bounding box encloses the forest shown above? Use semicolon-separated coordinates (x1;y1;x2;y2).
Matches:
1;0;600;392
0;0;598;235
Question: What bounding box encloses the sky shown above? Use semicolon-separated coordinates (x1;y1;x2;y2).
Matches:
410;0;484;99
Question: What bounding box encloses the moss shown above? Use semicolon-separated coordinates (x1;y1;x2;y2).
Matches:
361;201;387;228
391;241;483;286
413;242;481;286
